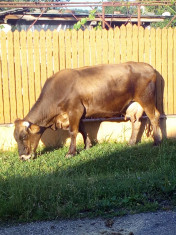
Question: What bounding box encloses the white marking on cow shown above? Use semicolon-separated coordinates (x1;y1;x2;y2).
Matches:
22;121;30;128
20;155;31;161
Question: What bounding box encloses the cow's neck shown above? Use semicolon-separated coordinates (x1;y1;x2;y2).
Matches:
24;100;58;127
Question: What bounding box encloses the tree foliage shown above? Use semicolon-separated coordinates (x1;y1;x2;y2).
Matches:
105;0;176;28
142;0;176;28
73;9;102;30
141;0;176;15
105;0;137;15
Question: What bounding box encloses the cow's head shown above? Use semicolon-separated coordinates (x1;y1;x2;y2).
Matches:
14;119;45;160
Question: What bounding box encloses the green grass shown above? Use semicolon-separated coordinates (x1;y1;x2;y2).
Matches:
1;139;176;223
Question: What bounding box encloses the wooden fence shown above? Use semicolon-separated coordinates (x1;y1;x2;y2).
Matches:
0;24;176;124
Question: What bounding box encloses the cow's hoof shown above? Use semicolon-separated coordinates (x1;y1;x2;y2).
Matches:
128;141;136;146
65;153;75;158
153;141;161;146
85;144;92;150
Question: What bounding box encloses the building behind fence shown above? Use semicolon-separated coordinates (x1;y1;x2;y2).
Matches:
0;24;176;124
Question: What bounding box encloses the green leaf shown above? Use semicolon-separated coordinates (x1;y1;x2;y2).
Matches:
89;15;95;20
81;18;87;25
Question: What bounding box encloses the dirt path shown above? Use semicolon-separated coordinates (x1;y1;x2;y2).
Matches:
1;211;176;235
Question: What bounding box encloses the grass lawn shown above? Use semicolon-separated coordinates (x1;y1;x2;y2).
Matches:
0;139;176;223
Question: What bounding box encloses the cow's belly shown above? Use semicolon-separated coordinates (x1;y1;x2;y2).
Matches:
84;100;129;118
85;110;121;118
81;86;133;119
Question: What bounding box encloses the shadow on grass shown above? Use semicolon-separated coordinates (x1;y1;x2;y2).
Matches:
1;139;176;223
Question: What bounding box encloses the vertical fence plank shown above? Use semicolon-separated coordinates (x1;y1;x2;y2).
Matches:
46;30;53;78
53;30;59;73
34;30;41;100
27;30;35;109
40;30;47;87
139;26;144;62
102;29;108;64
144;28;150;64
155;28;163;113
150;28;156;68
72;30;78;69
132;25;138;62
78;30;84;67
162;28;168;115
7;31;16;122
114;27;120;64
126;24;132;62
156;28;162;74
84;29;90;66
65;30;72;69
90;30;96;66
20;30;29;117
108;29;114;64
59;30;65;70
90;30;96;65
96;29;102;65
174;28;176;114
168;28;174;114
1;31;10;123
14;30;23;118
0;32;4;123
120;25;127;63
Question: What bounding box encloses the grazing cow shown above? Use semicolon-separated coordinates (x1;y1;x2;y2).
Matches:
14;62;161;160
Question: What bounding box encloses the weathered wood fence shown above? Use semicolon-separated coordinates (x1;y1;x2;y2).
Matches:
0;24;175;124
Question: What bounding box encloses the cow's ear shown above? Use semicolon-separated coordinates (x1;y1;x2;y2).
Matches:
14;118;22;126
14;119;30;130
28;124;41;134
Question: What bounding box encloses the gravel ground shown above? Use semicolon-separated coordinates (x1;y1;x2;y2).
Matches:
0;211;176;235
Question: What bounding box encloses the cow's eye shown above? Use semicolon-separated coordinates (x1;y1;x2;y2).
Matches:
20;135;28;141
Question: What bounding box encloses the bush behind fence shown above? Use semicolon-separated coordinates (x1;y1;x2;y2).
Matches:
0;24;175;124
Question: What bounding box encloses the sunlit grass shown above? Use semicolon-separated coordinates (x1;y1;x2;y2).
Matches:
1;139;176;222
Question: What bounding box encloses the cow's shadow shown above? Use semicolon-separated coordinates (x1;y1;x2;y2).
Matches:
41;71;166;149
41;122;101;149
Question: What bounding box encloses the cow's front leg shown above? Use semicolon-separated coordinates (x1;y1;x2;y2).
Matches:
66;129;78;158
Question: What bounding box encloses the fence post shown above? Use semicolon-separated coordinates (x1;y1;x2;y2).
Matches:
14;30;23;118
120;25;127;63
20;30;29;117
7;31;16;122
78;30;84;67
162;28;168;115
126;24;132;62
0;32;4;123
40;30;47;87
168;27;174;114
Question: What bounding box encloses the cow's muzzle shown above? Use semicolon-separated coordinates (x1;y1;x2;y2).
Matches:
20;154;32;161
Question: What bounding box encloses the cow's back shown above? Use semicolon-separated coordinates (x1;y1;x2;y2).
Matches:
72;62;156;118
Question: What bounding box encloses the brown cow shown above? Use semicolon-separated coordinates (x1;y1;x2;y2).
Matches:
14;62;161;160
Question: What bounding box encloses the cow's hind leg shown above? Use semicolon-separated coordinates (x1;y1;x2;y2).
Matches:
66;107;84;158
143;104;161;145
79;121;92;149
129;119;142;145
